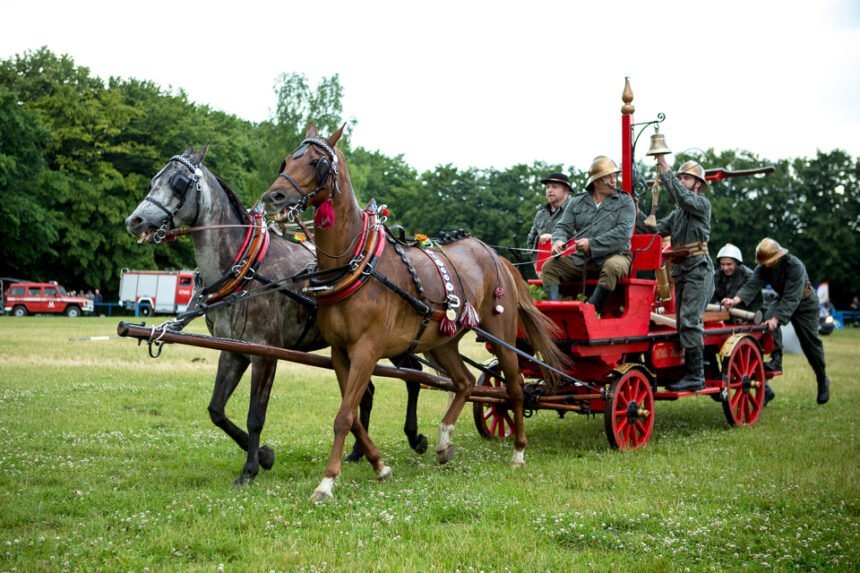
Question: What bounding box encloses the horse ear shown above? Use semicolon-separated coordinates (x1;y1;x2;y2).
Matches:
196;144;210;163
183;144;194;156
306;123;318;137
328;123;346;147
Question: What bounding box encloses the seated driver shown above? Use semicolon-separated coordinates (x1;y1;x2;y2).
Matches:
541;156;635;312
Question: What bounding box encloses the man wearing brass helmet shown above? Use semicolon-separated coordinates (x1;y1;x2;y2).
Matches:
723;238;830;405
541;156;635;312
526;172;573;269
642;156;713;392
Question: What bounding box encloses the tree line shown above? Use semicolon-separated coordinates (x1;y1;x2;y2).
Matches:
2;48;858;306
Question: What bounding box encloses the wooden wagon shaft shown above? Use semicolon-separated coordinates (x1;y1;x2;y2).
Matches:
116;321;507;399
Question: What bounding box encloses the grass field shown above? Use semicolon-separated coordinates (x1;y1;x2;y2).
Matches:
1;316;858;572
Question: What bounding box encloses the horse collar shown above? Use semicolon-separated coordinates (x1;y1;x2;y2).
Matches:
307;206;384;304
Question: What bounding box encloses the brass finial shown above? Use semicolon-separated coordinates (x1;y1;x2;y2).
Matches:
621;77;635;115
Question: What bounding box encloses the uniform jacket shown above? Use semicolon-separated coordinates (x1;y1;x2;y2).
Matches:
736;253;816;325
712;264;762;311
551;190;635;267
653;171;712;277
526;196;570;260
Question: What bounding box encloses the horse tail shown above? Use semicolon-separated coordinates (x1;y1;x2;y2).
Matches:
498;258;571;382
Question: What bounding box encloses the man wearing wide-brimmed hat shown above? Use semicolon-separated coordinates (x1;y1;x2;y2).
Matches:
723;238;830;405
526;172;572;268
542;156;635;312
642;156;713;392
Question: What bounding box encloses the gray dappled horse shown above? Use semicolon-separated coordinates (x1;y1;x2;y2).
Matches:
124;146;426;485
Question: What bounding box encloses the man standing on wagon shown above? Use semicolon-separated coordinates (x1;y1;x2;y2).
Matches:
641;156;713;392
722;238;830;405
541;156;635;311
526;172;573;270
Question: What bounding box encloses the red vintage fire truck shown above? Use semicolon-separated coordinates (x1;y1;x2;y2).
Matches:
118;269;195;316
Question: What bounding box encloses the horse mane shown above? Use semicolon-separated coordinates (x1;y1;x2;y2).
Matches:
215;176;251;224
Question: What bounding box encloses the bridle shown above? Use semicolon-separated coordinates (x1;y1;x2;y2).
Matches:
146;155;203;243
276;137;340;222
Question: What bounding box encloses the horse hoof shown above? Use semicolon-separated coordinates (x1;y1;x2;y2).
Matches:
259;445;275;470
436;444;456;465
376;465;393;481
511;450;526;468
232;474;255;487
413;434;428;455
310;490;333;504
511;459;525;469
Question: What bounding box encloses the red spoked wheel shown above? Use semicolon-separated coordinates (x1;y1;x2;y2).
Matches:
604;367;654;450
472;360;515;439
721;337;766;426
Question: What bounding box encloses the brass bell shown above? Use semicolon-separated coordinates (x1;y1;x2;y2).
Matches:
646;131;672;156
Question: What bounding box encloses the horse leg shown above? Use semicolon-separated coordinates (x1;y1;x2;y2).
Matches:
496;349;527;467
345;380;374;463
397;355;427;454
233;356;278;486
208;352;253;466
427;345;475;465
312;347;387;503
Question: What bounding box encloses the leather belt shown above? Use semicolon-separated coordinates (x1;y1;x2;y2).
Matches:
664;241;708;260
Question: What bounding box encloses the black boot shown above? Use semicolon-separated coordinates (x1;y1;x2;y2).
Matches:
545;284;561;301
588;286;611;313
667;347;705;392
764;383;775;406
816;376;830;405
764;350;782;373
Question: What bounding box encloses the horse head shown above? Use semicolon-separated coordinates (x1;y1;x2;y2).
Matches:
125;145;210;243
261;123;346;224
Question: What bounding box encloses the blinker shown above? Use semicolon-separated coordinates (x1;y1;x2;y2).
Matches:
169;172;192;195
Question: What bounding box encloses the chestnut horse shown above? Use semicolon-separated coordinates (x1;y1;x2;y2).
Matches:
261;125;569;502
124;146;426;486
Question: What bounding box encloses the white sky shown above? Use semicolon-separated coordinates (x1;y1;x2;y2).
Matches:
2;0;859;173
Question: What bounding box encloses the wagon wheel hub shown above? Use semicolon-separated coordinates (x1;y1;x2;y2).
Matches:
625;400;641;423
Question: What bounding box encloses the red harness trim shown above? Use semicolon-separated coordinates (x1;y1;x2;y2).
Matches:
205;211;269;304
314;210;385;305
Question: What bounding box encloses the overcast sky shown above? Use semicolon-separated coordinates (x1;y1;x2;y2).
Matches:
2;1;858;173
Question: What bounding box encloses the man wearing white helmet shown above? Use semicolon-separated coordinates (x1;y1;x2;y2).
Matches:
642;156;713;392
712;243;762;314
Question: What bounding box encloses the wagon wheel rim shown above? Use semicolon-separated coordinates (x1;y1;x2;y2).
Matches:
472;361;514;439
605;368;654;450
722;337;765;427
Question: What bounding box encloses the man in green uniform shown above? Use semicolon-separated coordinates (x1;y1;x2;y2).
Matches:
642;157;713;392
541;156;635;311
711;242;772;404
712;243;762;314
526;172;572;272
722;238;830;405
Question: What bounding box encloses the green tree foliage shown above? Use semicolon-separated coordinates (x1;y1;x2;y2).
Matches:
1;47;858;306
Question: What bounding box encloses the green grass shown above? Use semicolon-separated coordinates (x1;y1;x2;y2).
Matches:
1;317;858;572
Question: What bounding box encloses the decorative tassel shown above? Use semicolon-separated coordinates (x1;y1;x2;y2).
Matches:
459;301;480;328
314;198;335;230
494;305;505;315
439;314;458;337
495;287;505;299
